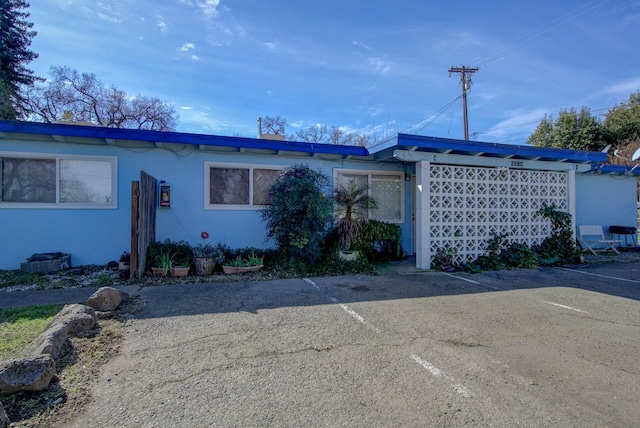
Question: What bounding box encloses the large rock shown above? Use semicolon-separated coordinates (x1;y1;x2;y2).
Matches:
23;304;96;359
0;355;55;395
87;287;128;312
0;402;9;428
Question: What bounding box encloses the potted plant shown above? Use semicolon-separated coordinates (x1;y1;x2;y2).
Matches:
222;251;264;274
171;261;190;277
118;251;130;271
193;231;225;275
152;250;175;277
333;179;378;260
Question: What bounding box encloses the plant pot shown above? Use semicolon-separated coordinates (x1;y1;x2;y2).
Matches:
339;250;359;261
172;267;190;277
222;265;263;274
151;267;168;277
194;257;216;275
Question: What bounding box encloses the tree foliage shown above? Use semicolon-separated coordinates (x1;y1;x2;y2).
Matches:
294;123;370;146
604;91;640;144
526;107;607;152
0;0;39;119
260;164;333;264
24;66;179;131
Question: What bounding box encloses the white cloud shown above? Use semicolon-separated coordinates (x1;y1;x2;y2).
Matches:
368;57;392;74
179;42;196;52
601;77;640;98
352;40;373;51
157;15;168;32
478;108;548;141
191;55;200;61
197;0;220;19
180;106;194;110
96;12;121;23
263;41;278;50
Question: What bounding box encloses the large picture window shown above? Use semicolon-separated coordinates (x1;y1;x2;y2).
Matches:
335;170;404;222
206;163;281;209
0;153;117;208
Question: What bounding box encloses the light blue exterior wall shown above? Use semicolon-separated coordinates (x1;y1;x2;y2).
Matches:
575;173;638;240
0;137;408;270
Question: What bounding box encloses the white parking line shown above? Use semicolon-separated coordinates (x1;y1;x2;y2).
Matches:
542;300;587;313
410;354;472;398
330;297;380;333
442;273;480;285
303;278;320;290
556;267;640;284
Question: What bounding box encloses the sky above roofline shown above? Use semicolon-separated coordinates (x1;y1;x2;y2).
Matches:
25;0;640;146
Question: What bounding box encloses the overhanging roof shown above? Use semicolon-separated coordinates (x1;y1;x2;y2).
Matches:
0;120;371;161
370;133;607;164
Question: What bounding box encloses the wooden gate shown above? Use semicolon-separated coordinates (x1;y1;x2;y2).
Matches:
130;171;157;278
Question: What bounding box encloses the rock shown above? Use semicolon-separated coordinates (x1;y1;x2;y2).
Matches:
23;304;96;358
55;304;97;334
87;287;128;312
23;324;67;359
0;355;55;395
0;402;9;428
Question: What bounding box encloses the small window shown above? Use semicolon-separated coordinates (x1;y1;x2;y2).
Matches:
0;154;117;209
335;170;404;223
206;163;282;209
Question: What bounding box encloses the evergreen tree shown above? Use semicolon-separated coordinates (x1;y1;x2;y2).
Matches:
604;91;640;144
526;106;607;152
0;0;39;119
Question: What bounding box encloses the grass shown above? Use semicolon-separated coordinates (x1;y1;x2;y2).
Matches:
0;305;64;360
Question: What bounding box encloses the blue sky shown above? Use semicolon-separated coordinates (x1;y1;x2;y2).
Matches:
26;0;640;145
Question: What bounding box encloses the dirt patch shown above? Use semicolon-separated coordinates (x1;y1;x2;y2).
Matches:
0;295;145;427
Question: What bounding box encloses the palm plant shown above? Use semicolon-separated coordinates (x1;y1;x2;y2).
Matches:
333;179;378;251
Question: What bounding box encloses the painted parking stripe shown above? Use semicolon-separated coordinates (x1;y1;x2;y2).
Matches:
330;297;380;333
541;300;587;313
442;273;480;285
303;278;320;290
410;354;472;398
556;267;640;284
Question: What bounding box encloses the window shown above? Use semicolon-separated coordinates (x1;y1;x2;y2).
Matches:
335;170;404;222
1;153;117;208
206;163;281;209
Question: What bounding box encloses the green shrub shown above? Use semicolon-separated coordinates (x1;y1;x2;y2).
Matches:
533;203;581;265
353;220;404;262
261;164;333;265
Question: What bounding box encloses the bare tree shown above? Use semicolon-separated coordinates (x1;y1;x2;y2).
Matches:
260;115;286;135
295;124;328;143
23;66;178;131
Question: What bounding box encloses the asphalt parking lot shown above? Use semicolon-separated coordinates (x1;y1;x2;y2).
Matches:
65;260;640;427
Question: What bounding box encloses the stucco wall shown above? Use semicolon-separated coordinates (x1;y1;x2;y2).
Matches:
1;138;408;270
575;173;638;243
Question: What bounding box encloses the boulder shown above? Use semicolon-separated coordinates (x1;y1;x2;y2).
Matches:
23;304;96;358
23;324;67;359
0;402;9;428
0;355;55;395
87;287;128;312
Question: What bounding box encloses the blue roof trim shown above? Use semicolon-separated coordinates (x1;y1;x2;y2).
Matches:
370;133;607;163
0;120;369;157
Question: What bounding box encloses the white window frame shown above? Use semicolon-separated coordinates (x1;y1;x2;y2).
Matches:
0;151;118;209
334;169;405;223
204;162;283;210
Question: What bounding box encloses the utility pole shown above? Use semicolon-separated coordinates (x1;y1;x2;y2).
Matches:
448;66;479;140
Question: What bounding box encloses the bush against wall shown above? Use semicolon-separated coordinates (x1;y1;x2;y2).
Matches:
261;164;334;265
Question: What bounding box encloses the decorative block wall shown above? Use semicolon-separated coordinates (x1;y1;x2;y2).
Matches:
428;165;569;265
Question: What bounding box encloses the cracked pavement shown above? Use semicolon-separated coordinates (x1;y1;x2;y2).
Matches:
69;262;640;427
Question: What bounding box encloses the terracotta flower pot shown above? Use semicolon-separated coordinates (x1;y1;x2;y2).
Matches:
151;267;167;277
222;265;263;274
172;267;190;277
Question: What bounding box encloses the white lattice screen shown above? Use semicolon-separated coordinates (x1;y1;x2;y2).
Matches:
428;165;569;264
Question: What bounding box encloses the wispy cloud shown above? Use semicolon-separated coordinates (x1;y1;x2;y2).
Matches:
263;41;278;50
191;55;200;61
179;42;196;52
368;57;392;74
352;40;373;52
157;15;168;32
180;106;194;110
601;77;640;97
478;108;548;142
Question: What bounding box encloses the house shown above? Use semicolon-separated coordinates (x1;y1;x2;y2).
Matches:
1;119;637;271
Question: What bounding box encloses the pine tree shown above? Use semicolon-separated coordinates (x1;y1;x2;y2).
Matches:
0;0;39;119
